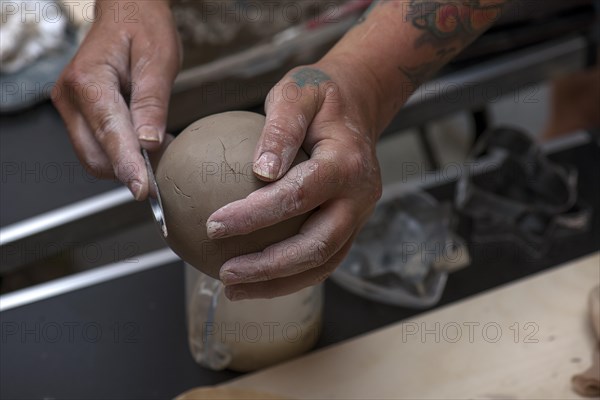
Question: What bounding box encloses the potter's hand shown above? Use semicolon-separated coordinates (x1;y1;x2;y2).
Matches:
206;57;383;300
53;0;180;200
204;0;512;299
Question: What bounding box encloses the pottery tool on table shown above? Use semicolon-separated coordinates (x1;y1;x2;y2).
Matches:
572;285;600;397
142;148;168;238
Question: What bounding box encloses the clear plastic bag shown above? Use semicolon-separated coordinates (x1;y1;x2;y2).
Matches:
331;190;469;308
185;264;323;372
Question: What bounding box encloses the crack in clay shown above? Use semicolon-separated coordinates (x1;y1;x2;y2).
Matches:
165;173;191;199
218;139;235;174
219;138;246;176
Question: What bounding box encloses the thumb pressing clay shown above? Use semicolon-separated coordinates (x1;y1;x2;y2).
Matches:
156;111;310;279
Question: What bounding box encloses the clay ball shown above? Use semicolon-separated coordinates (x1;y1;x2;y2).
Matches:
156;111;310;279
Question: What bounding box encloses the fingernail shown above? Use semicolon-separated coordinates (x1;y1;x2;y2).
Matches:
220;269;242;285
225;287;248;301
138;126;160;143
207;221;227;239
129;180;143;200
254;152;281;180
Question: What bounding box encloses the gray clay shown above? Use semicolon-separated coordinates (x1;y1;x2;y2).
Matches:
156;111;310;279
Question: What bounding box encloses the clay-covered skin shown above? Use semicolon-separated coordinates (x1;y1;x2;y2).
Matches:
156;111;309;279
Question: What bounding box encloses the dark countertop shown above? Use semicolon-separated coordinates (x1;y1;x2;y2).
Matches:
1;137;598;399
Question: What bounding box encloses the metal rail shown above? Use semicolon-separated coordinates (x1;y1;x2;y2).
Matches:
0;248;178;312
0;188;150;273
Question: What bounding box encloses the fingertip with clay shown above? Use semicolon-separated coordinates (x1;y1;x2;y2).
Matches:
220;268;242;286
206;220;228;239
253;151;281;181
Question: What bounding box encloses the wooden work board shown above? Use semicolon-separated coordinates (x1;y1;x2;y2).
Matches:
220;252;600;399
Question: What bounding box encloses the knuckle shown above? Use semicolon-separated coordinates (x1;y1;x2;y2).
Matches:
241;213;257;232
113;156;140;182
345;150;368;176
259;263;276;282
312;158;341;187
333;151;363;186
60;63;87;88
363;158;383;202
79;154;111;179
281;179;306;214
50;77;66;106
94;112;119;142
342;148;382;200
84;162;110;179
130;93;165;114
264;116;304;149
50;83;64;106
372;179;383;202
309;238;332;268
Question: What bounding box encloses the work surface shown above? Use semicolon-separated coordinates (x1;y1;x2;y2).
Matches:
227;252;600;399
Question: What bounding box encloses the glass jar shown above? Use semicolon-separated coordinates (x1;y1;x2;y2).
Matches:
184;264;323;372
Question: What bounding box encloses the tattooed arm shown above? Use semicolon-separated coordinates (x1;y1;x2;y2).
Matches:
207;0;512;300
331;0;513;134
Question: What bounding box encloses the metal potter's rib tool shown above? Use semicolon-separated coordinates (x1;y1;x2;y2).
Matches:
142;148;168;238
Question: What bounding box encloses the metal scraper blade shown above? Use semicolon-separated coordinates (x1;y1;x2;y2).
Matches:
142;148;168;238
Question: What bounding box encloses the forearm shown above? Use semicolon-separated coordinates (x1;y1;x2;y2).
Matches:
323;0;513;137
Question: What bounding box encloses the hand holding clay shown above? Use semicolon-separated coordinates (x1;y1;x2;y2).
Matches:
53;0;180;200
156;111;311;282
206;59;383;300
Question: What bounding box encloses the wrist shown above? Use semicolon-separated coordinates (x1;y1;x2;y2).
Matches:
317;50;409;141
